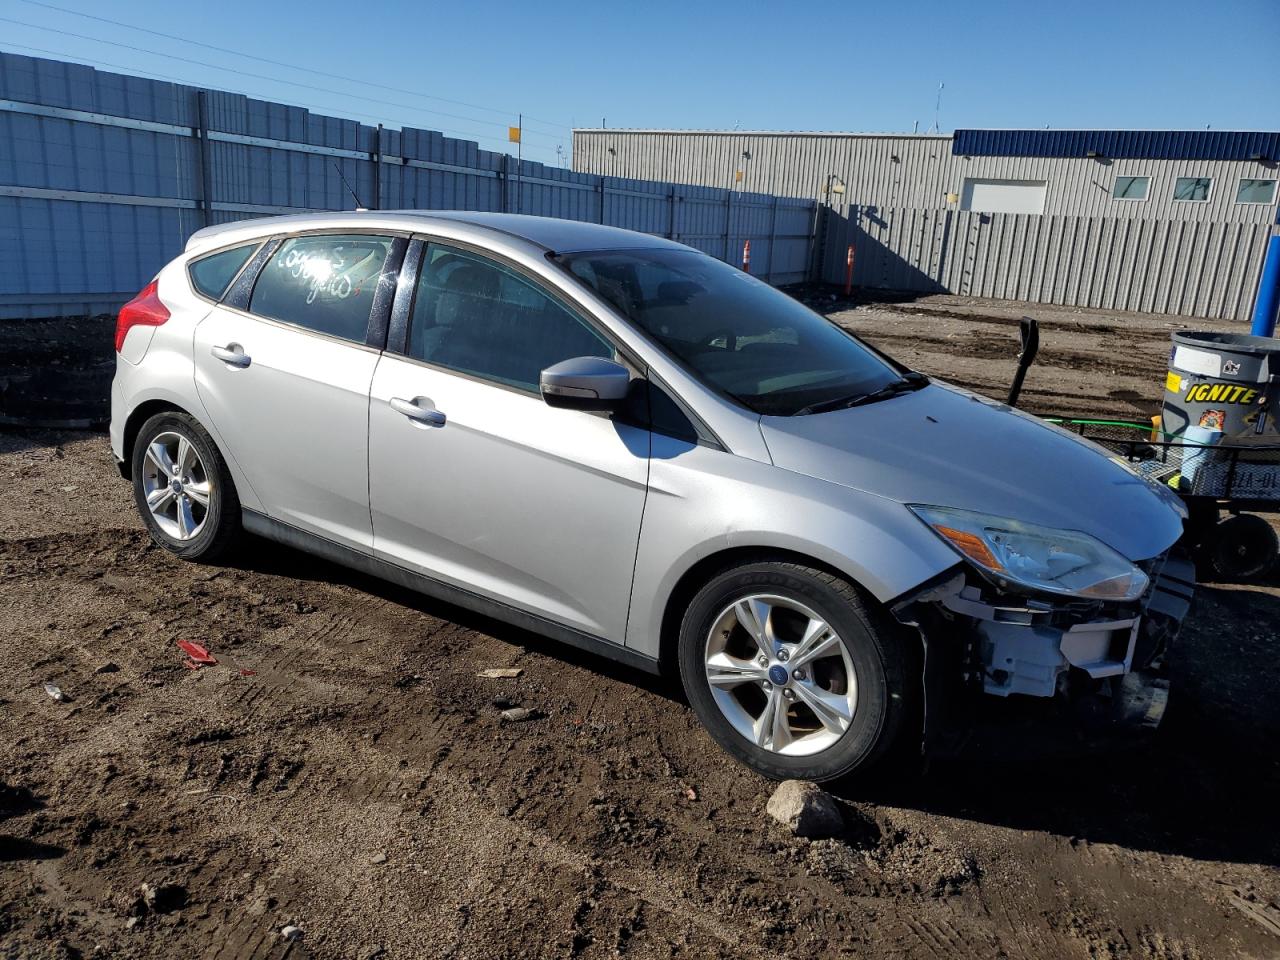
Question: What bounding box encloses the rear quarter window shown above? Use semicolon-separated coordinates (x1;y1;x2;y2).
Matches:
188;244;260;301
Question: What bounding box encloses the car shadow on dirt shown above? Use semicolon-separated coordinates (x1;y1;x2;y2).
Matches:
230;538;1279;869
850;582;1280;869
229;536;684;702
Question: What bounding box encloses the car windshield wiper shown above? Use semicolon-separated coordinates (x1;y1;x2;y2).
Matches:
795;371;929;416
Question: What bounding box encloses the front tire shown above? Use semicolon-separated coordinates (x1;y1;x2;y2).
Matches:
131;411;241;562
677;560;908;782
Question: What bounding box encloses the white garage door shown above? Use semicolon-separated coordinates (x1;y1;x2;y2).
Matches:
960;178;1047;214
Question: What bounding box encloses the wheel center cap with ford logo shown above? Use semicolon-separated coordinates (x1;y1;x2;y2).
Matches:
768;664;789;686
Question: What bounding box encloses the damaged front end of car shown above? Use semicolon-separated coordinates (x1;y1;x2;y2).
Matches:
890;516;1196;757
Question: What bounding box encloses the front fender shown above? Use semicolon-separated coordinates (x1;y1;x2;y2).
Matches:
624;437;961;659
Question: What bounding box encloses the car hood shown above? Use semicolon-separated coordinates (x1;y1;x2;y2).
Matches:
759;382;1185;562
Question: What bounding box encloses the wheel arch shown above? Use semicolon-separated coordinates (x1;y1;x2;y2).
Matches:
655;545;892;676
120;402;250;517
120;399;197;481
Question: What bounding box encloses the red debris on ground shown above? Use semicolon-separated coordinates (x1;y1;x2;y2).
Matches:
177;640;217;670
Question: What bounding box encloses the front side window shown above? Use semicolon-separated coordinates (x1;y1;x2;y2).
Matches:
555;247;902;416
249;234;393;343
406;243;614;392
1236;178;1277;204
189;243;259;300
1173;177;1212;202
1112;176;1150;200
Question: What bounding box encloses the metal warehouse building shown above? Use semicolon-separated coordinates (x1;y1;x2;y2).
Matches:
573;128;1280;322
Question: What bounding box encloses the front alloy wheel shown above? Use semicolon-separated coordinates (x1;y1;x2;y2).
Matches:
679;561;908;782
704;594;858;756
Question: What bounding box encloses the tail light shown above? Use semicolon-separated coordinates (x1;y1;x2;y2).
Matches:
115;280;170;353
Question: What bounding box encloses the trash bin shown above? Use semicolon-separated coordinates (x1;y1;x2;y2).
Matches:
1161;331;1280;440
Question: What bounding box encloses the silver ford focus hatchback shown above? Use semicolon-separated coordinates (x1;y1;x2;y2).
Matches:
111;211;1194;781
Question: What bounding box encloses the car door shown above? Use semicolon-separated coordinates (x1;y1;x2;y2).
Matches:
193;232;402;552
368;239;650;643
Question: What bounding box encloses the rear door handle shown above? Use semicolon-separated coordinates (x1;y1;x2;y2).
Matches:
390;397;446;426
211;344;251;368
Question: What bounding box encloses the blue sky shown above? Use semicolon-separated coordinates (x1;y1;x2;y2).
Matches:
2;0;1277;166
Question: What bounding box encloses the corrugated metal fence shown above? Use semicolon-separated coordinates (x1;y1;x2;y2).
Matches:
0;53;816;319
819;208;1271;321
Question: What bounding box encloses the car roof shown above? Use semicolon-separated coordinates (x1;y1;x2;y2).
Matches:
185;210;690;257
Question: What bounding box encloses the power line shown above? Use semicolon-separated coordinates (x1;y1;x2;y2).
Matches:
12;0;572;135
0;40;562;164
0;15;567;146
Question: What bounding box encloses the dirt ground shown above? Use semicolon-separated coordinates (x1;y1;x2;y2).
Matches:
1;293;1279;960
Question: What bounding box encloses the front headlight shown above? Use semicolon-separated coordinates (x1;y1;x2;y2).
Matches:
908;504;1149;602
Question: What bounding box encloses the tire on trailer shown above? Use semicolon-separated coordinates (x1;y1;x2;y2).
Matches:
1209;513;1278;581
677;559;909;783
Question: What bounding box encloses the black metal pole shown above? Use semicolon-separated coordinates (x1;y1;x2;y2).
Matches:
1006;316;1040;408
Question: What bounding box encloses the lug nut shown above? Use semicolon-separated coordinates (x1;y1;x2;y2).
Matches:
762;681;773;692
792;669;805;681
783;689;795;700
757;655;768;667
777;649;790;662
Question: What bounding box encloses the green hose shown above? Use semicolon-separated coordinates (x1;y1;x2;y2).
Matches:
1042;418;1152;431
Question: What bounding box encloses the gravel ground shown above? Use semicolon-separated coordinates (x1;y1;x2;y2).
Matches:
1;293;1279;960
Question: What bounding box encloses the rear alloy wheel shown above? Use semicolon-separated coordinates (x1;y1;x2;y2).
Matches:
141;431;211;542
679;561;908;782
131;412;241;561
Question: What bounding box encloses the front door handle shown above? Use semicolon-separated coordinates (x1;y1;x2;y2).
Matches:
211;344;251;368
390;397;446;426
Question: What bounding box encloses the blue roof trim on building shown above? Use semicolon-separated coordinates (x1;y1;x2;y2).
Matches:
953;129;1280;161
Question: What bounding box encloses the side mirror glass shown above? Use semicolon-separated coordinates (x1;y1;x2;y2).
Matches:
540;356;631;411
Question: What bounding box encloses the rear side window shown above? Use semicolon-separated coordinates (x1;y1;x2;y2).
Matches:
188;244;258;300
406;242;614;392
249;234;393;343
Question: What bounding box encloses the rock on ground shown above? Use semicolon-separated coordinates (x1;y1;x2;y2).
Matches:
767;780;844;839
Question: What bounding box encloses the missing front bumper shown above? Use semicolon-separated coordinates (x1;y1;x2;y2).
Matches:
892;551;1196;755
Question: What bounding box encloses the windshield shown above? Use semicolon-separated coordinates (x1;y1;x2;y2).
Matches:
554;248;903;416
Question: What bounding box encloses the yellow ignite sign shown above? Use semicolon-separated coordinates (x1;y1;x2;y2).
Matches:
508;126;521;144
1184;382;1258;405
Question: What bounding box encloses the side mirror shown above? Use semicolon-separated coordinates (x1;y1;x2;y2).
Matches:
540;356;631;411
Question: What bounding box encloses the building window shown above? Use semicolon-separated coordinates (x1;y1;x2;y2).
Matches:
959;178;1047;214
1172;177;1212;202
1236;178;1277;204
1111;176;1150;201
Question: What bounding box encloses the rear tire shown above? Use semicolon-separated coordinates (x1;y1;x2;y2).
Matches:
131;411;241;562
677;560;908;782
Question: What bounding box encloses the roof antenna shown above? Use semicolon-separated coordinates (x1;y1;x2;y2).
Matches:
333;162;367;211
